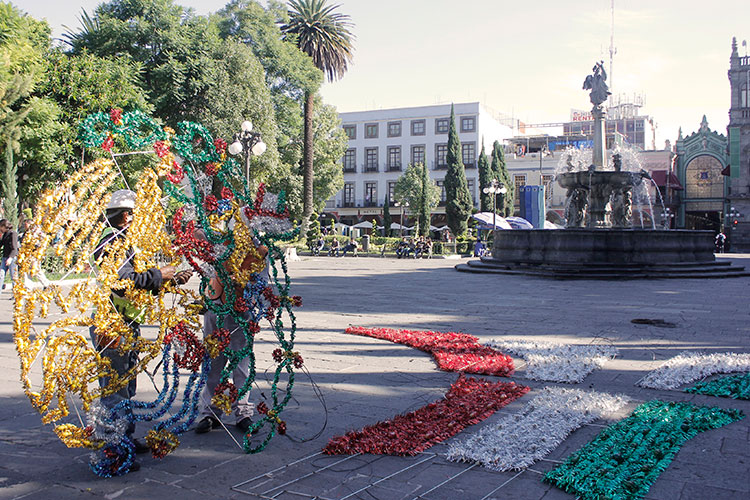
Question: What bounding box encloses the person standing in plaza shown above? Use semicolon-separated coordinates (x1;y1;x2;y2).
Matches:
0;219;19;297
91;190;190;470
195;223;266;435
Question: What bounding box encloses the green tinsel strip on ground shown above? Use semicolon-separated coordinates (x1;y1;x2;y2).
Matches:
685;373;750;400
544;400;744;500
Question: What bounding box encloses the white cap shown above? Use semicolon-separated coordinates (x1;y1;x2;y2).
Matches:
107;189;136;211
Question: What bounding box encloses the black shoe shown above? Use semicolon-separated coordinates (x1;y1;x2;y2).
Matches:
133;439;150;454
195;416;220;434
127;460;140;473
236;417;259;435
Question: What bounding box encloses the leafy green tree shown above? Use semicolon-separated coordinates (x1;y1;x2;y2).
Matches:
444;105;473;236
394;163;439;236
477;140;492;212
382;192;392;237
491;140;513;216
281;0;354;227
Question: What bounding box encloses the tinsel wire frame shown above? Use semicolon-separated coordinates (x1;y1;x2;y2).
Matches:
14;109;302;475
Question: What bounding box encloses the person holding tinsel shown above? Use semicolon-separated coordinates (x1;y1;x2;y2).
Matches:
194;217;267;435
90;189;192;472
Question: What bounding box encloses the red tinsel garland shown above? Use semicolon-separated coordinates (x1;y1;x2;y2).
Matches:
345;327;514;376
323;375;529;456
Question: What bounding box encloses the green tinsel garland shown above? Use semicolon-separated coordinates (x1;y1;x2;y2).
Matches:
78;110;166;149
173;121;220;164
685;373;750;400
544;400;744;500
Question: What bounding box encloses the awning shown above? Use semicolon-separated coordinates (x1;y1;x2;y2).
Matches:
650;170;684;190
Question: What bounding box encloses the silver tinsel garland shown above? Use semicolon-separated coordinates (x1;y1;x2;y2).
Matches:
446;387;629;471
637;351;750;390
486;339;617;383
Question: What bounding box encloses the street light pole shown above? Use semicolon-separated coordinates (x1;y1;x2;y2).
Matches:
228;120;267;189
483;179;507;237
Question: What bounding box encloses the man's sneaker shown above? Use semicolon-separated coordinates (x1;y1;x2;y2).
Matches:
133;439;150;454
195;416;220;434
236;417;259;435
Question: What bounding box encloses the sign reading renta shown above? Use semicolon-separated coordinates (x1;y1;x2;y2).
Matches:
570;109;594;122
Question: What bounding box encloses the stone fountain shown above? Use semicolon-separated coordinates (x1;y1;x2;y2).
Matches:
455;62;749;278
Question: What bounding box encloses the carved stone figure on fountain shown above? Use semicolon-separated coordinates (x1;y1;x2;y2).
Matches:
564;188;588;228
582;61;611;108
610;189;632;228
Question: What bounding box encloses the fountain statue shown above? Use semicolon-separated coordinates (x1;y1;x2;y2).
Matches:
453;62;748;278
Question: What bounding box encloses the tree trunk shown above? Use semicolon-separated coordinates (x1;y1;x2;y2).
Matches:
302;90;315;233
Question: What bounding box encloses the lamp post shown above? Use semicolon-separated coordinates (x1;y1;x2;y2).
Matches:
661;207;674;229
228;120;267;188
483;180;507;231
394;201;408;237
729;206;742;230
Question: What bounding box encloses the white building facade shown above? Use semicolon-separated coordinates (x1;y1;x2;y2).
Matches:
326;102;514;226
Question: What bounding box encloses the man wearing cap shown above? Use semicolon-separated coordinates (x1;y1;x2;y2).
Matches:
91;189;191;471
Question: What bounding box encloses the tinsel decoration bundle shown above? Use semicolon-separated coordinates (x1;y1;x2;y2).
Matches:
15;109;301;476
685;372;750;400
345;327;514;376
637;352;750;390
544;400;744;500
485;339;617;383
323;375;529;456
446;387;630;471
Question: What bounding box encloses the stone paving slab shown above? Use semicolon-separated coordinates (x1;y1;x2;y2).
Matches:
1;255;749;499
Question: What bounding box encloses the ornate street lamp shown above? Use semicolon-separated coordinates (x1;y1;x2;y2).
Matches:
661;207;674;229
228;120;267;188
729;206;742;230
394;201;409;238
483;180;508;231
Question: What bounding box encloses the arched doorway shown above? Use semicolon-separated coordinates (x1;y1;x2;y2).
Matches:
684;155;724;231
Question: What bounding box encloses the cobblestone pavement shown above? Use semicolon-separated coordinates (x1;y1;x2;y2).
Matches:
1;254;748;500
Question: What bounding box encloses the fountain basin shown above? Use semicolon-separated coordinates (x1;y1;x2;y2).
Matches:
454;229;749;279
491;229;714;264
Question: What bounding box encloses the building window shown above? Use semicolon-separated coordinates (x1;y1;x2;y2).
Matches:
365;123;378;139
343;148;356;172
435;117;449;134
364;182;377;207
462;142;476;167
411;145;425;166
467;178;475;205
435;143;448;169
387;121;402;137
436;180;446;204
388;181;396;204
411;119;425;136
460;116;476;132
514;174;527;203
344;183;355;207
387;146;401;171
365;147;378;172
742;83;749;108
542;174;554;204
343;125;356;140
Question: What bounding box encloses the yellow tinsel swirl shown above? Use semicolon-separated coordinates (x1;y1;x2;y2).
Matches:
54;423;103;450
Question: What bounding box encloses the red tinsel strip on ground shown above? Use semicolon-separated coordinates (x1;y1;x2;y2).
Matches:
345;326;514;376
323;375;529;456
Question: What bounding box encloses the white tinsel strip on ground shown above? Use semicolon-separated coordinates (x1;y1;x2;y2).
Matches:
486;339;617;383
446;387;629;471
637;351;750;390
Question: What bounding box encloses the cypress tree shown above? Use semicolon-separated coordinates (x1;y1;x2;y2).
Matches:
306;210;321;247
2;145;18;227
418;162;431;236
491;140;514;216
477;140;492;212
444;105;473;237
383;192;392;237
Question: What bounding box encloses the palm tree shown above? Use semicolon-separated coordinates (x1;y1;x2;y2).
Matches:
282;0;354;227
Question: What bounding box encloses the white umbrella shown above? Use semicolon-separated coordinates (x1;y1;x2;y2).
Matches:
351;221;373;229
544;220;564;229
471;212;513;230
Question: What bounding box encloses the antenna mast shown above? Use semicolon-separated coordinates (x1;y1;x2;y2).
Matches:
609;0;616;98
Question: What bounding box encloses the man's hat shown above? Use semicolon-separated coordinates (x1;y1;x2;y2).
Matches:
107;190;136;211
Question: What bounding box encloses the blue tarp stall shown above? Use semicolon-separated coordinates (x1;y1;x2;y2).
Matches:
519;185;545;228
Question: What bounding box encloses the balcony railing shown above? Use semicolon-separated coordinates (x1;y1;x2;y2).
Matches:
386;164;402;172
363;163;379;173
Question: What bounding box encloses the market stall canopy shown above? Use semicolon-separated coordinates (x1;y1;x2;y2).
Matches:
505;216;534;229
390;222;413;230
471;212;513;230
351;221;374;229
544;220;564;229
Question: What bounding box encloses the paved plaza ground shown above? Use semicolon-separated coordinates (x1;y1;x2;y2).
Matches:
0;254;749;500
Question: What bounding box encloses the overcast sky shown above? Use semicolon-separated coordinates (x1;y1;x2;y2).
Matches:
19;0;750;148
